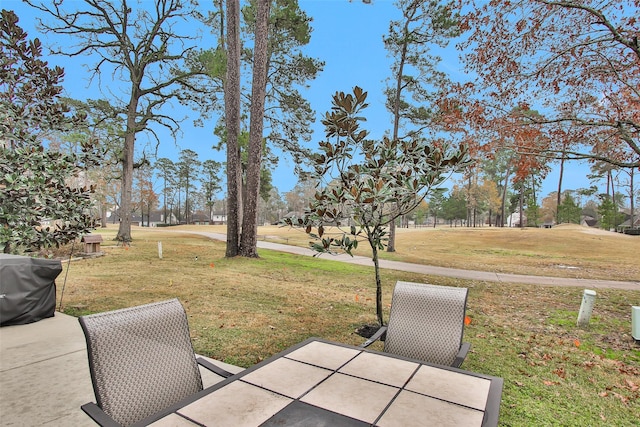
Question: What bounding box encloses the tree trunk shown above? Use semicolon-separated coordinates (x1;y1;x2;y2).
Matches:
610;170;619;229
225;0;241;257
630;168;635;229
388;220;396;252
177;190;182;223
184;176;190;225
500;165;511;228
467;175;472;227
519;186;524;228
240;0;271;258
116;100;138;243
162;178;167;224
371;240;384;326
556;151;565;223
386;19;410;254
100;202;108;228
531;174;538;227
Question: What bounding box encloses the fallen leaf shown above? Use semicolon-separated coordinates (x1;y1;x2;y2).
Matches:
574;339;580;347
612;392;629;405
624;380;638;392
543;380;558;386
553;368;566;379
599;391;608;397
464;315;471;325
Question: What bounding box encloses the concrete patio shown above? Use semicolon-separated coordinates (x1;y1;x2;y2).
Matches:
0;312;243;426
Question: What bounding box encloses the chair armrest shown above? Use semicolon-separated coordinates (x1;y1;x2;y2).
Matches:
452;342;471;368
360;326;387;348
81;402;121;427
197;357;235;378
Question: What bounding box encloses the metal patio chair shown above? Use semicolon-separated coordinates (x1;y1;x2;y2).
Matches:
79;298;234;426
362;281;471;368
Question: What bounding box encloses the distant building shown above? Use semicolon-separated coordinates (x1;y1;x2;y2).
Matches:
618;208;640;232
107;208;227;226
581;216;598;228
506;210;527;227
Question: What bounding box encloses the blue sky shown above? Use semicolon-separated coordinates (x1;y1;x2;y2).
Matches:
7;0;594;200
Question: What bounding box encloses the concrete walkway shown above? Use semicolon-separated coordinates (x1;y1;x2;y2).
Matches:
0;313;243;426
185;231;640;291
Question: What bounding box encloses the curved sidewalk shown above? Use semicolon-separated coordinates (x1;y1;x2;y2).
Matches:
186;231;639;291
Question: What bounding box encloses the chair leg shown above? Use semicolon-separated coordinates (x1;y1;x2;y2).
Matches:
197;357;235;378
360;326;388;348
452;342;471;368
81;402;121;427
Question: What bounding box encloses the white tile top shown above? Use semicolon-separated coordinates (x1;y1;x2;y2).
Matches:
406;365;491;411
301;373;399;424
339;351;420;387
164;339;502;427
178;381;291;426
377;390;485;427
285;340;360;370
241;357;332;398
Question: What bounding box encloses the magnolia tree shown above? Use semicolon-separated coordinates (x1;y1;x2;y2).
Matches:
0;10;101;255
284;87;470;326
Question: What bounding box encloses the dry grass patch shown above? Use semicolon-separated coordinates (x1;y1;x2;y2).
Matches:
460;282;640;425
240;223;640;281
55;226;639;426
59;230;381;365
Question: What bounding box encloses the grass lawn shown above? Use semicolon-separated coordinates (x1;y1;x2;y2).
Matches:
57;224;639;426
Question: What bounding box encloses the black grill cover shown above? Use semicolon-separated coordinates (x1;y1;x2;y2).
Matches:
0;254;62;326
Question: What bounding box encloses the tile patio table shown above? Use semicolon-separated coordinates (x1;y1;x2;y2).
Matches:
141;338;503;427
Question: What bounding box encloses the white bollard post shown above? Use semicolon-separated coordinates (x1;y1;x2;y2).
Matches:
632;306;640;341
158;241;163;259
577;289;596;327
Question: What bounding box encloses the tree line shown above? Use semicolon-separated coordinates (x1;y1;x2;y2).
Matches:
1;0;638;257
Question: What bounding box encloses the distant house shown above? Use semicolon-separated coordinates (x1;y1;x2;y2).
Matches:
506;210;527;227
190;213;211;225
581;216;598;228
106;209;177;227
210;212;226;225
186;211;227;225
617;208;640;232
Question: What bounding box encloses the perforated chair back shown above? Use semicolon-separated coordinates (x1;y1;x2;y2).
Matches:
384;281;468;366
79;299;203;426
